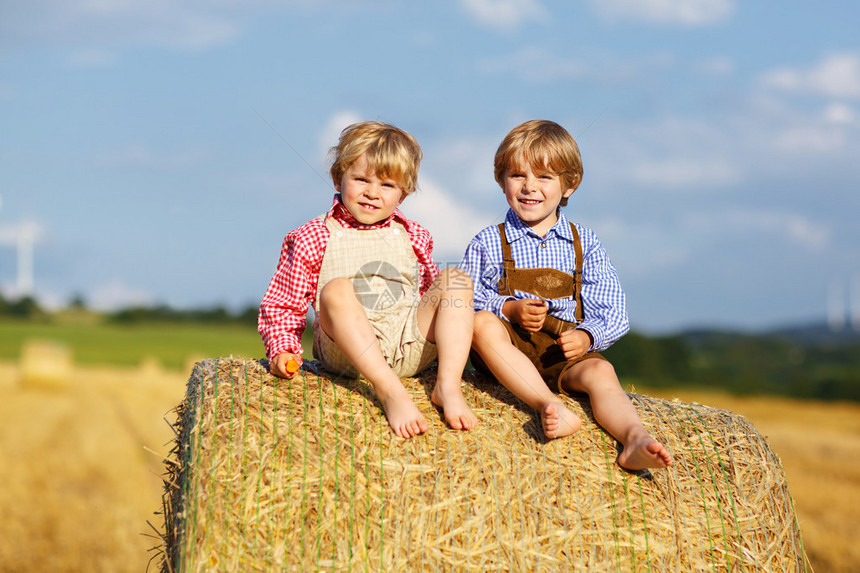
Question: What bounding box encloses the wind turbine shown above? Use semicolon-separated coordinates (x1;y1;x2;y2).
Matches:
827;278;845;332
851;273;860;332
15;221;41;298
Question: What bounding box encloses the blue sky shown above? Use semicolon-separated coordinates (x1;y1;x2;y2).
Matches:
1;0;859;333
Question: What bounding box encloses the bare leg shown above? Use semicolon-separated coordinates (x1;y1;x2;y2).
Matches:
471;311;581;439
417;268;477;430
319;278;428;438
561;359;673;470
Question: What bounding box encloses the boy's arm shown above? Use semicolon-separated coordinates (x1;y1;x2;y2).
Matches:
403;220;440;293
459;234;514;318
258;231;320;359
575;228;630;351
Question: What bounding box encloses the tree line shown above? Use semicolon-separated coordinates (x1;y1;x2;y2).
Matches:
2;294;858;402
603;328;860;403
0;293;258;325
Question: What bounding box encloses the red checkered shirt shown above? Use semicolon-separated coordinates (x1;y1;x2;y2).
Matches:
258;195;439;358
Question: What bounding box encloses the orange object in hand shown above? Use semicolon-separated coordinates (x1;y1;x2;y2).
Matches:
285;359;300;374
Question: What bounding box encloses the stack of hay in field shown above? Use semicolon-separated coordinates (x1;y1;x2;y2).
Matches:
19;339;72;390
156;357;810;572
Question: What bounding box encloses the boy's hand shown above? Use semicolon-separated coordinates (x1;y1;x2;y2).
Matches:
557;329;592;361
503;298;547;332
270;352;302;378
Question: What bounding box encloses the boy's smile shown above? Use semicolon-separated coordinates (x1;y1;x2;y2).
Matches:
336;155;406;225
502;162;575;237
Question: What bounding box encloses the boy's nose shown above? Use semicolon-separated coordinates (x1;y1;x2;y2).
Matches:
364;183;380;197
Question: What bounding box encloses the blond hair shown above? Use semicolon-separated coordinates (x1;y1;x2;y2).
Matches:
329;121;423;195
494;120;583;206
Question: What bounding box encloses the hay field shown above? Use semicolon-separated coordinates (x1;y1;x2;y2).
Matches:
0;359;857;572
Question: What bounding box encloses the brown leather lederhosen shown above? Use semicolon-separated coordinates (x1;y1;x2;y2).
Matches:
473;222;606;393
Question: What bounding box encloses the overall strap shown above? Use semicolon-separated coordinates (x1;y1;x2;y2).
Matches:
569;222;584;324
497;223;515;296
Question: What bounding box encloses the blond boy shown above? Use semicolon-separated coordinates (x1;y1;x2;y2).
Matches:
260;121;476;438
461;120;671;470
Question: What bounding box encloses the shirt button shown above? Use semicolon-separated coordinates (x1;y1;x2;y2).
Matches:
336;231;343;237
540;242;547;249
393;229;401;235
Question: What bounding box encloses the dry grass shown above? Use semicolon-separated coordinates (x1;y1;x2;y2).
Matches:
160;358;808;572
0;358;857;572
642;388;860;573
0;359;186;573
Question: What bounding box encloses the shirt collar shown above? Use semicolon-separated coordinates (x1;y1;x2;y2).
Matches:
504;208;574;243
326;194;404;230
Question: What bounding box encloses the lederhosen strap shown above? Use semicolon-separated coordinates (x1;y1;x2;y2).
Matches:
497;222;584;336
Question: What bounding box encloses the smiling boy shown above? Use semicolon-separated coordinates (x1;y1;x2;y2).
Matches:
460;120;671;470
259;121;476;438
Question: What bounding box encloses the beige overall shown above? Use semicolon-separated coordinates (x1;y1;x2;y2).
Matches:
312;216;437;378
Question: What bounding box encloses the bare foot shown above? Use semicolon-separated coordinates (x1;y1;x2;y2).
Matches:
541;401;582;439
431;380;477;430
618;437;673;470
377;385;428;439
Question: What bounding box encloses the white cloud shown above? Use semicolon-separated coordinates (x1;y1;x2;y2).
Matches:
399;176;498;264
682;208;830;250
481;47;589;82
318;110;363;166
593;206;829;280
88;279;156;311
585;217;693;276
0;0;261;51
423;135;500;200
480;48;679;86
590;116;743;190
460;0;549;31
630;157;740;188
774;125;847;154
66;48;119;68
589;0;735;26
726;210;830;250
761;53;860;100
824;103;857;125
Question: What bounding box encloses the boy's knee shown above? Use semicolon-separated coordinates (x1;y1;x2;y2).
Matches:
438;267;473;291
473;311;505;345
474;310;497;330
320;278;355;306
574;358;618;389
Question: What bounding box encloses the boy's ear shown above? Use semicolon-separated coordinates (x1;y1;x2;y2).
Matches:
564;173;582;197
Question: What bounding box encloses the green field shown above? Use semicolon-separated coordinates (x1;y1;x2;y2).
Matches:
0;316;313;371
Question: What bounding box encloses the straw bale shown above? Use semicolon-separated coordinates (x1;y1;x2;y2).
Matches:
157;357;811;572
19;338;72;390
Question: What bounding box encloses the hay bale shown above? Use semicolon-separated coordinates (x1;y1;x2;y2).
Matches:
156;357;810;572
19;338;72;390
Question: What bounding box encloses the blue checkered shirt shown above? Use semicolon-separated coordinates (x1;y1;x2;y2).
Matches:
459;209;629;351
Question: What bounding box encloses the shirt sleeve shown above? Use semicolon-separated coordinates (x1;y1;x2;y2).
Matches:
575;226;630;351
459;228;513;320
405;219;440;293
257;223;324;358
